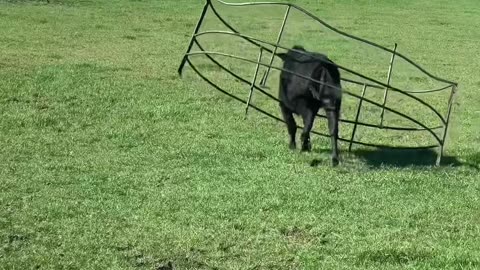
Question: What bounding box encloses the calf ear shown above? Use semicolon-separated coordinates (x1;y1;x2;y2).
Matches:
276;53;288;61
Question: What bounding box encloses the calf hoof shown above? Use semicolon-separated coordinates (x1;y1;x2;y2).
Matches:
332;157;339;167
289;142;296;150
301;142;312;152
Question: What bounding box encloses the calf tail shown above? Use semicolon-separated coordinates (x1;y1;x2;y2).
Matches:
310;63;342;101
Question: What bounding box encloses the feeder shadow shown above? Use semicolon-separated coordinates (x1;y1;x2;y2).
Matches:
309;148;479;169
351;148;479;169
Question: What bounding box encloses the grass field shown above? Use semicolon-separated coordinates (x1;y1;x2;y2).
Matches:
1;0;479;269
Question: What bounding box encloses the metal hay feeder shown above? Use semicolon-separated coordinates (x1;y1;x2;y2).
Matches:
178;0;458;166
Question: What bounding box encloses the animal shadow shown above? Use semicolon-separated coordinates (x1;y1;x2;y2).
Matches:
310;148;479;169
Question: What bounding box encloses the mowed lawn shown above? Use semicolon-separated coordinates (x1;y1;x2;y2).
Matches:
1;0;480;269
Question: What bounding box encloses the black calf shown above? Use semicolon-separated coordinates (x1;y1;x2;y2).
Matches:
277;45;342;166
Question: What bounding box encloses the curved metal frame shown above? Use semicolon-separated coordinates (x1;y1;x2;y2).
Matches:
178;0;458;166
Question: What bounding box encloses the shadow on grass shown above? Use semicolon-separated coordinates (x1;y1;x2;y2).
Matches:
357;248;480;268
357;248;432;265
311;148;479;169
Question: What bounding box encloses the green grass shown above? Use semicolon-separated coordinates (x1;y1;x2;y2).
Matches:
1;0;479;269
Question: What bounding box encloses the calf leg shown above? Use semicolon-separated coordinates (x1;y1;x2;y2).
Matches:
326;101;341;166
280;104;297;149
299;105;318;152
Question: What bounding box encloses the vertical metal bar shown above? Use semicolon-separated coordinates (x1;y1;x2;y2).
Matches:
245;48;263;118
349;84;367;152
178;1;210;76
259;5;291;87
436;84;456;166
380;43;397;127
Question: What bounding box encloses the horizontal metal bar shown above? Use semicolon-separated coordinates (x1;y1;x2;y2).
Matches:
316;112;444;131
401;84;453;94
209;0;457;87
187;54;440;146
194;29;450;94
193;31;450;123
341;79;451;94
187;50;343;90
344;91;442;143
186;49;448;126
186;57;441;150
190;42;443;134
341;78;383;89
207;0;274;54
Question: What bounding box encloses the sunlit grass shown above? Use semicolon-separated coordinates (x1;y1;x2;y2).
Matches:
0;0;479;269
